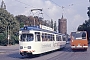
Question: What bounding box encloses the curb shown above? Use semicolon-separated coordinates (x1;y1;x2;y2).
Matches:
0;51;6;54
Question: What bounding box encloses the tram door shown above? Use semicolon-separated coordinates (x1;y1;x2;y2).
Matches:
35;32;41;41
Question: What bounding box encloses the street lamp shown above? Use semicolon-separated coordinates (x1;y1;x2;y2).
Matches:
7;23;11;46
6;26;9;46
7;26;10;46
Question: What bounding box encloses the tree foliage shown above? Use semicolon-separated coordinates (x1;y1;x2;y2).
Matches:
15;15;28;28
77;6;90;41
54;21;57;31
50;19;53;28
15;15;55;29
0;8;57;46
0;8;19;45
87;7;90;19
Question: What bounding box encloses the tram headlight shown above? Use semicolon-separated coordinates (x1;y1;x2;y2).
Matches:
28;46;31;49
20;46;23;49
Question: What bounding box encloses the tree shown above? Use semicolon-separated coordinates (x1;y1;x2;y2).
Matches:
15;15;28;28
54;21;57;31
87;7;90;19
50;19;53;28
0;8;19;45
77;5;90;41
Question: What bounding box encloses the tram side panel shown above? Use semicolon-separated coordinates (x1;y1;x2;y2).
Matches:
19;26;66;56
19;41;66;55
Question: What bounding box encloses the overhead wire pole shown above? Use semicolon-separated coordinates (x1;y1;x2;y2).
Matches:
49;0;73;11
61;4;74;17
8;25;9;46
61;6;65;17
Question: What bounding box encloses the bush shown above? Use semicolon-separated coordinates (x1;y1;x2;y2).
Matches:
0;39;8;46
11;35;19;44
0;32;19;46
0;33;7;46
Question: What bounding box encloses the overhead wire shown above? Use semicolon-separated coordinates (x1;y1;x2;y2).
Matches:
49;0;74;18
49;0;61;8
14;0;35;8
14;0;53;20
14;0;70;21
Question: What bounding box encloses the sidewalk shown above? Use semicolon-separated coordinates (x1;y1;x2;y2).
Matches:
0;44;19;53
0;44;19;49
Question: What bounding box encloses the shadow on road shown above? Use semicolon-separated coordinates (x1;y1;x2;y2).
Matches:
7;44;89;59
61;44;88;52
7;44;72;59
7;52;43;59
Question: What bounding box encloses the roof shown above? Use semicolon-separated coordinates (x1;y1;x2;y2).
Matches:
20;26;61;34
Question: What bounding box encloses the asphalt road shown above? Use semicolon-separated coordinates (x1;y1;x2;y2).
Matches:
0;44;90;60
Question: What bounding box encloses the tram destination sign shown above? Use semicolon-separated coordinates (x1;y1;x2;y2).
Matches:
22;30;29;33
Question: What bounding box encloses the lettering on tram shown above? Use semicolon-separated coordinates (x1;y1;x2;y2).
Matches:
19;25;66;56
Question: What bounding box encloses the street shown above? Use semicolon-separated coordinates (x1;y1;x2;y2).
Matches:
0;44;90;60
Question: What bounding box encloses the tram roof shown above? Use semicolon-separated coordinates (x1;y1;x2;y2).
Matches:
20;26;61;34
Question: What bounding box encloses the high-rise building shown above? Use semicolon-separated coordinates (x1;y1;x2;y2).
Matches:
58;15;67;34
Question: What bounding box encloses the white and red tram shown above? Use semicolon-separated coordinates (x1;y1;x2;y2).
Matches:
19;25;66;56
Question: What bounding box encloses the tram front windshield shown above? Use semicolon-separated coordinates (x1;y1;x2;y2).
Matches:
20;34;33;41
71;31;86;40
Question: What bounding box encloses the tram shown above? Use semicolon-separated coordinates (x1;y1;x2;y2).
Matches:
70;31;88;51
19;25;66;56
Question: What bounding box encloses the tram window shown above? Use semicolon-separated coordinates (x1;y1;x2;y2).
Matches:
51;35;54;41
49;34;51;41
27;34;33;41
42;33;49;41
56;35;58;41
59;36;61;41
36;34;40;41
56;35;61;41
51;35;52;41
42;33;46;41
35;32;41;41
20;34;33;41
45;33;47;41
47;34;50;41
52;35;55;41
63;36;66;41
46;34;49;41
21;34;26;41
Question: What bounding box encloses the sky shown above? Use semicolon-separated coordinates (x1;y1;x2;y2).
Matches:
1;0;90;34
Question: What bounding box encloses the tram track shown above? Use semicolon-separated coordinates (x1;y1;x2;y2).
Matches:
47;45;72;60
47;46;89;60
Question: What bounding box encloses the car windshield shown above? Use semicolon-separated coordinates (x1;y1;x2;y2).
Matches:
71;31;86;40
20;34;33;41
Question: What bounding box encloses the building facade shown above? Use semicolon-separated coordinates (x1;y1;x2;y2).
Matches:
58;15;67;34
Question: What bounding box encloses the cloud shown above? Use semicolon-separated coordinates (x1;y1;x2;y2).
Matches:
67;14;86;34
72;14;85;28
1;0;89;34
22;0;62;20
